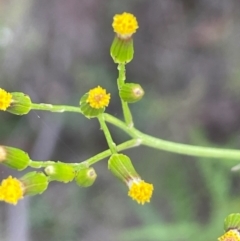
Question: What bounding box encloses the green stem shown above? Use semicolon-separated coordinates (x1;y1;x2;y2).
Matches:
28;160;79;168
31;103;82;113
117;64;133;127
86;139;141;165
104;113;240;160
98;114;117;154
117;63;126;88
29;139;140;168
29;103;240;160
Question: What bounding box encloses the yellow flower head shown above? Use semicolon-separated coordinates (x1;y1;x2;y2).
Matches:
86;86;110;109
0;176;24;205
128;179;154;205
112;12;139;38
218;230;240;241
0;88;12;111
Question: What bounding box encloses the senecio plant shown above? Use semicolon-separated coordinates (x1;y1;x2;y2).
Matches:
0;12;240;239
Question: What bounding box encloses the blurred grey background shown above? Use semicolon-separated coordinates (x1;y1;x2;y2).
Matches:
1;0;240;240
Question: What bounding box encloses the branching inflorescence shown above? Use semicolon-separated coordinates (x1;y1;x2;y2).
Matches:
0;14;240;235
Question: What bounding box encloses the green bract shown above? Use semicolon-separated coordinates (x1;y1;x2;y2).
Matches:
7;92;32;115
110;36;134;64
20;172;49;196
80;93;105;118
119;83;144;103
108;154;139;184
224;213;240;232
0;146;30;170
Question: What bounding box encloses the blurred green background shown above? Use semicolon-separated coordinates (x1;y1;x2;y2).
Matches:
1;0;240;240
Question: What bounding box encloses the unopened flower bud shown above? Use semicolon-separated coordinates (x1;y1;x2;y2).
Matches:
119;83;144;103
20;172;49;196
44;162;75;183
7;92;32;115
75;167;97;187
0;145;30;170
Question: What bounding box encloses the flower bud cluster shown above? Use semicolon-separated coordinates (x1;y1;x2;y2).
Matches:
110;13;145;104
0;146;97;205
0;12;154;207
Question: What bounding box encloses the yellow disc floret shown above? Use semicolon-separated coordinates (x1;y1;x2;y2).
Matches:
218;230;240;241
0;88;12;111
128;180;154;205
86;86;110;109
112;12;139;38
0;176;24;205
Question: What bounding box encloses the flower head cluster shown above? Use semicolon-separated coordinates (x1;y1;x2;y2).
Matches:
218;230;240;241
0;176;24;205
127;178;154;205
0;88;12;111
86;86;110;109
112;12;138;39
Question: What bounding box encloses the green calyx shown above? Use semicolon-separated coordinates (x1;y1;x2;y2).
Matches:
44;162;75;183
108;154;139;184
119;83;144;103
110;36;134;64
224;213;240;232
7;92;32;115
0;146;30;170
80;93;105;118
20;172;49;196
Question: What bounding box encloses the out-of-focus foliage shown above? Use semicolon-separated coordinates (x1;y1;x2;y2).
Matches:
1;0;240;240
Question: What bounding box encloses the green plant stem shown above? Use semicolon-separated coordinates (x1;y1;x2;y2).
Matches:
31;103;81;113
28;139;140;168
103;113;240;160
30;103;240;160
117;64;133;127
86;139;141;165
117;64;126;87
98;114;117;154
